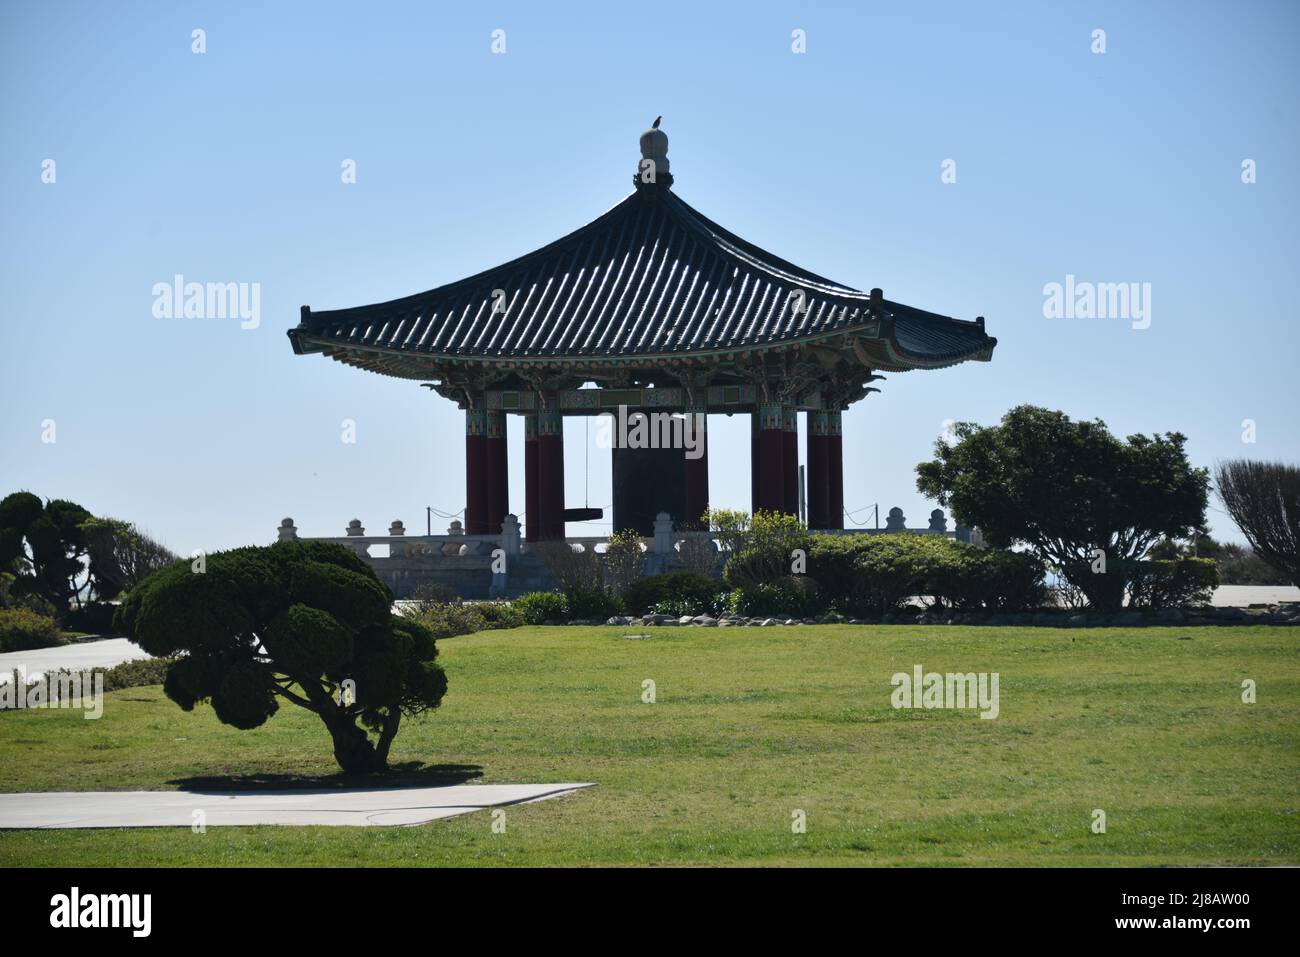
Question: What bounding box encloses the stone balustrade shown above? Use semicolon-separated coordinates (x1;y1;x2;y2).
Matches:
279;507;978;598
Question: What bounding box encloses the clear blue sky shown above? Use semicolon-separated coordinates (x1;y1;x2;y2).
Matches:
2;0;1297;554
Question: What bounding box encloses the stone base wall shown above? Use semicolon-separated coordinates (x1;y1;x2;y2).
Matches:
369;551;688;599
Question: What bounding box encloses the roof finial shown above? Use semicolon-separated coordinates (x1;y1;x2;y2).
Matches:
636;118;672;189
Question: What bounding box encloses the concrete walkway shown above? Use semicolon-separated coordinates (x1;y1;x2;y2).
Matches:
0;783;594;828
0;638;150;683
1210;585;1300;606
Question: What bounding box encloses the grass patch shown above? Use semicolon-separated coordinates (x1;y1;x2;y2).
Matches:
0;624;1296;866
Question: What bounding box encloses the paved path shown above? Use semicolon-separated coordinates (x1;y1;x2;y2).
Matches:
0;783;594;828
0;638;150;684
1211;585;1300;607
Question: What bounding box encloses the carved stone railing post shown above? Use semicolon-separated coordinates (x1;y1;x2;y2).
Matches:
500;514;521;557
277;517;298;541
653;512;674;555
885;507;907;532
928;509;947;533
443;519;465;556
344;519;368;556
389;520;406;558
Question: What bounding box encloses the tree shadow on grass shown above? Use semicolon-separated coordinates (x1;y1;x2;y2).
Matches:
167;762;484;792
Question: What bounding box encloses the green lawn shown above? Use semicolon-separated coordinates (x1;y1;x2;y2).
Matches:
1;624;1296;866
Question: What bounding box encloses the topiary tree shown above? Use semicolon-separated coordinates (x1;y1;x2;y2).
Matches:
114;540;447;773
916;405;1209;612
1214;460;1300;586
0;492;92;614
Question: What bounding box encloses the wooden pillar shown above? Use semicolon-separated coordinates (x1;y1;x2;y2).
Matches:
464;408;488;534
782;407;799;516
755;401;785;514
807;410;831;529
826;409;844;530
524;413;539;543
750;411;760;514
683;406;709;526
484;410;508;536
536;395;565;540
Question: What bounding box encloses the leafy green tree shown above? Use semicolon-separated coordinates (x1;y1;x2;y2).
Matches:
0;492;92;613
115;540;448;773
79;516;177;600
915;405;1209;611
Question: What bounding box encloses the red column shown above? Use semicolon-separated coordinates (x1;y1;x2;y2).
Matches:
826;409;844;530
484;410;509;536
750;412;760;513
536;396;565;540
756;401;785;514
464;408;487;534
683;407;709;526
782;407;799;516
807;410;830;529
524;412;539;543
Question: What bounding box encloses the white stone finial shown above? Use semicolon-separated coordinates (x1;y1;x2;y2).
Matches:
637;118;670;186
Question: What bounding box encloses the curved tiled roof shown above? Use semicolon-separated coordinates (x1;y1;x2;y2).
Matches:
288;183;995;373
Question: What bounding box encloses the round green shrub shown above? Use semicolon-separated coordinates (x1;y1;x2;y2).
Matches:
514;591;569;624
0;608;65;652
622;571;721;615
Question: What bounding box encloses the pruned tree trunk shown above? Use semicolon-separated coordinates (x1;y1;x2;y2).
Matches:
325;713;386;774
374;709;402;767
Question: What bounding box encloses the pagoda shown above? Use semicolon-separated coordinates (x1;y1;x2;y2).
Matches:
288;122;996;540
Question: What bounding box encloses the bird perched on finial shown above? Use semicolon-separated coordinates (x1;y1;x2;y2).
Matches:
652;116;661;129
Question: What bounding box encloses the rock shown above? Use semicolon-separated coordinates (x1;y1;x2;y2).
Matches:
1113;611;1142;627
718;620;733;627
759;618;777;627
1155;608;1184;624
605;616;630;626
695;616;718;627
1066;614;1088;628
